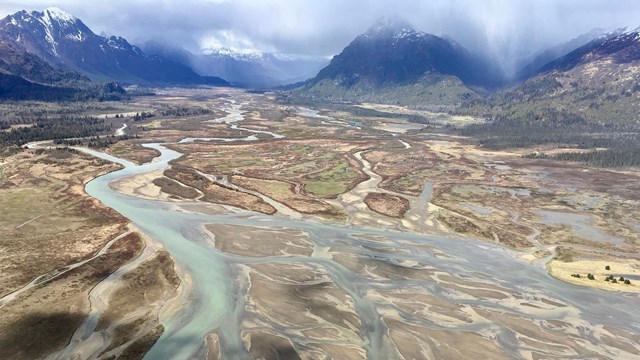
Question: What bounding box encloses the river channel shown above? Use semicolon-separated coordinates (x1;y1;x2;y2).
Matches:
54;103;640;359
51;142;638;359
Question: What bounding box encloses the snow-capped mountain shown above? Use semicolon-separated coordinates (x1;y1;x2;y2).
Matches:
359;16;423;40
203;48;265;61
142;41;327;88
0;8;92;60
536;28;640;74
515;29;607;81
0;8;228;85
191;50;328;88
308;17;500;89
493;27;640;127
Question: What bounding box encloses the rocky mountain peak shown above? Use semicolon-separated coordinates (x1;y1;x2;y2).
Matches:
363;16;421;40
42;7;77;26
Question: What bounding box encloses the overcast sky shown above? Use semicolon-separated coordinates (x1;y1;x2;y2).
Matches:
2;0;640;72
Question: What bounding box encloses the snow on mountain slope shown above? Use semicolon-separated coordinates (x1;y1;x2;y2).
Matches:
0;8;228;85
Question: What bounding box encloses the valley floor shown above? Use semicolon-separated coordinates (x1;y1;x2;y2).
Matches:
0;87;639;359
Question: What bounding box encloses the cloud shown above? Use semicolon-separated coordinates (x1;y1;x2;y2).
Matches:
1;0;639;74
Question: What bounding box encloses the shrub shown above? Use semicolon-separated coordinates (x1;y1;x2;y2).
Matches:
605;265;611;270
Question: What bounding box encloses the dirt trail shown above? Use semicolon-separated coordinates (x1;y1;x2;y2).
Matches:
399;140;411;149
114;124;127;136
14;214;45;229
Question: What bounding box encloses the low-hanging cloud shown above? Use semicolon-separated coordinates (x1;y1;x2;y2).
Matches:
2;0;639;75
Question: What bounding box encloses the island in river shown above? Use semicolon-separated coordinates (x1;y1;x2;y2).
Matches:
0;87;639;359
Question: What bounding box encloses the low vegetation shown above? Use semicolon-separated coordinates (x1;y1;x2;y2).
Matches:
304;157;363;198
164;167;276;214
364;192;411;218
152;177;199;199
106;141;160;164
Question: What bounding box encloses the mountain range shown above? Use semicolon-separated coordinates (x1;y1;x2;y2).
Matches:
0;7;228;87
0;7;638;123
291;17;640;126
487;28;640;126
0;7;326;92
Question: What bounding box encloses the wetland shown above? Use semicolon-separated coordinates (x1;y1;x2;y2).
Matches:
1;87;639;359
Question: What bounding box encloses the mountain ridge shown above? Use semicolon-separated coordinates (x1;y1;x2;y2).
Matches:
289;17;496;106
0;8;229;86
515;29;607;81
463;27;640;127
537;29;640;74
0;40;90;87
309;17;500;88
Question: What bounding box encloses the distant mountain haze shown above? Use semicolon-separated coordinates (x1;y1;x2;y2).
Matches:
141;41;328;88
514;29;608;81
